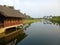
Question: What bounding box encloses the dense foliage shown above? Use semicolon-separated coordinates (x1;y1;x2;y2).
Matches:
50;16;60;23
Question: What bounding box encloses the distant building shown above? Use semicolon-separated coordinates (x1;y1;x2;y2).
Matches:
0;5;25;28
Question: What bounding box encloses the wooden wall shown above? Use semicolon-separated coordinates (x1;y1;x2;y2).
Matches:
4;17;23;27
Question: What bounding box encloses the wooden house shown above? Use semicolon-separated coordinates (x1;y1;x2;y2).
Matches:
0;5;25;28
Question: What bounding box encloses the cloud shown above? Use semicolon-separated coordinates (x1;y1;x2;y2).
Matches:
1;0;14;6
0;0;60;18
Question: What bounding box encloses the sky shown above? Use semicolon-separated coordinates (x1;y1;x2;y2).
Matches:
0;0;60;18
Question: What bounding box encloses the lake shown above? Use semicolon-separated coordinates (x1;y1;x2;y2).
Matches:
0;19;60;45
17;20;60;45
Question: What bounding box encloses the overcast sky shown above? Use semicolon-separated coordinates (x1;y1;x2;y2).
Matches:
0;0;60;18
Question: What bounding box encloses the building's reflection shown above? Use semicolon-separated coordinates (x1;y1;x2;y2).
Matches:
23;23;32;30
0;29;27;45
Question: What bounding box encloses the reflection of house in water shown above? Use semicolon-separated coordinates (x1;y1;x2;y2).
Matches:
0;5;26;33
23;23;32;30
0;29;27;45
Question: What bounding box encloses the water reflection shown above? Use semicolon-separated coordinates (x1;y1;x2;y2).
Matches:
51;21;60;26
42;19;52;24
17;20;60;45
6;31;27;45
23;23;32;30
0;29;27;45
42;19;60;26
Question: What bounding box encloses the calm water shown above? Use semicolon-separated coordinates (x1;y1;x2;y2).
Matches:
0;20;60;45
17;20;60;45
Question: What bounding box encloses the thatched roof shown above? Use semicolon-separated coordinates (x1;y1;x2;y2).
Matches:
0;5;25;18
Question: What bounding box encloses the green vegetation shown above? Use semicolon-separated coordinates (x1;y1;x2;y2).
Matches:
49;16;60;24
23;19;40;25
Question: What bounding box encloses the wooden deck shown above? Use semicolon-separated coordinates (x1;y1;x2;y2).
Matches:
0;24;23;33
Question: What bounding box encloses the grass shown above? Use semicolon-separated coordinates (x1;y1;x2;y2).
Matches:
23;19;40;25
